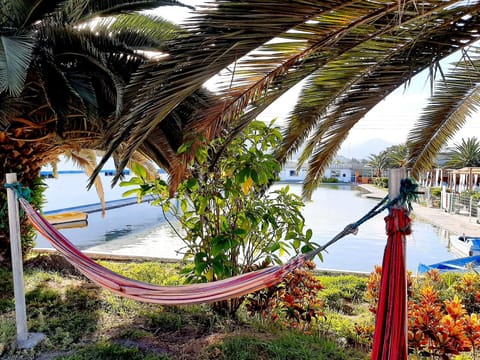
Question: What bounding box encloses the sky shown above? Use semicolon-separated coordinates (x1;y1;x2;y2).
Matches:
158;1;480;154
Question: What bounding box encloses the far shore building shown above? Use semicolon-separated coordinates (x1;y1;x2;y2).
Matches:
279;160;354;183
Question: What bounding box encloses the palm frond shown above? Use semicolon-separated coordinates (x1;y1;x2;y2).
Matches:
282;2;480;197
100;0;335;185
67;149;107;215
0;35;35;96
408;47;480;175
96;13;186;51
58;0;193;24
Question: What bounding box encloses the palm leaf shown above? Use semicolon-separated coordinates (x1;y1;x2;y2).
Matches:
66;149;107;215
0;35;35;96
98;0;336;186
57;0;193;24
408;47;480;175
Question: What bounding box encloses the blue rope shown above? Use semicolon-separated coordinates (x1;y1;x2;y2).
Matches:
4;182;31;202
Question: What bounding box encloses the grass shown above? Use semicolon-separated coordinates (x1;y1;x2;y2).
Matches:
0;254;370;359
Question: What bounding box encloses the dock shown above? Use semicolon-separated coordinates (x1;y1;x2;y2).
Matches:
44;195;155;215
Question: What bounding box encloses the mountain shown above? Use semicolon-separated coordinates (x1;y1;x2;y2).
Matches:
339;138;394;159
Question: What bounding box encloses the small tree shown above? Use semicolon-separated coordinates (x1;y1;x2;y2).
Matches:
121;121;318;315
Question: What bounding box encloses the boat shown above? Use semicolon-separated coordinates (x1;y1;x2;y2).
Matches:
418;255;480;274
448;235;480;257
44;212;88;226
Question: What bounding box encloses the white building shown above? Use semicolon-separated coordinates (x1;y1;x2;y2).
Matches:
279;160;353;183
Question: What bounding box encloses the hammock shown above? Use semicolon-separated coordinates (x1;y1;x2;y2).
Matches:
19;198;307;305
15;180;407;306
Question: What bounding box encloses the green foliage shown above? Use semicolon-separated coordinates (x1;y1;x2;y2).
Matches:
121;121;318;315
0;266;13;312
0;315;15;353
372;177;388;188
366;143;407;177
204;332;368;360
430;187;442;197
317;274;367;314
0;177;47;257
55;341;170;360
445;137;480;168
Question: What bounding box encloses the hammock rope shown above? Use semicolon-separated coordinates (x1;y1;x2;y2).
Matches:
5;180;418;305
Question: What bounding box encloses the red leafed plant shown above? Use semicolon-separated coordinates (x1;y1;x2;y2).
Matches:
245;261;324;332
367;267;480;358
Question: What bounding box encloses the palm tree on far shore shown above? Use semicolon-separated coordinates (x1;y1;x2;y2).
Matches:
444;137;480;169
367;153;389;178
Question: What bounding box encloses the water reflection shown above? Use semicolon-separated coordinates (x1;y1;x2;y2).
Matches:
36;183;456;273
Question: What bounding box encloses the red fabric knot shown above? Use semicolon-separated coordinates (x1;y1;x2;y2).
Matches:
385;207;412;236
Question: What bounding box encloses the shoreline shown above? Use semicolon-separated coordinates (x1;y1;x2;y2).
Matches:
358;184;480;237
31;182;469;275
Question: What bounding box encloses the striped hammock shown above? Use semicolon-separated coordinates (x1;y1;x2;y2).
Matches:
20;198;307;305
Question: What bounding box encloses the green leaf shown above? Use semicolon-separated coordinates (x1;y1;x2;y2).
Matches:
236;168;250;184
177;141;193;154
131;162;148;179
121;188;141;198
186;177;198;190
196;146;209;164
212;256;225;276
212;236;229;255
285;231;298;240
232;228;247;236
119;177;144;186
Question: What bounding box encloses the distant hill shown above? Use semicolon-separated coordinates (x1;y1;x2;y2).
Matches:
339;138;394;160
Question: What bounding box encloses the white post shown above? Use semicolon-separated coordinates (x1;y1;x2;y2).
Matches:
6;173;44;348
6;173;28;345
388;168;406;201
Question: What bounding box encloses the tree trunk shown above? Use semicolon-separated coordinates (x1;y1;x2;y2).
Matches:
0;131;47;268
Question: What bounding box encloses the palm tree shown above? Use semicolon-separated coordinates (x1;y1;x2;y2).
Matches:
367;152;389;178
0;0;191;264
385;144;408;169
444;137;480;169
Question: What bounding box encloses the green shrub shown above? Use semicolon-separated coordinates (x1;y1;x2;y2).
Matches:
372;177;388;188
321;177;339;183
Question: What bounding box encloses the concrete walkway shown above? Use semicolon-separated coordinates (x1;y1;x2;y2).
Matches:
358;184;480;237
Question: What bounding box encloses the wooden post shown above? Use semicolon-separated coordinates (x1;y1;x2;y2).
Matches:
6;173;44;348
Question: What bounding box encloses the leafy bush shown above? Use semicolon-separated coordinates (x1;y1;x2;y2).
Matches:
430;187;442;197
365;267;480;358
372;177;388;188
322;177;339;183
121;121;319;315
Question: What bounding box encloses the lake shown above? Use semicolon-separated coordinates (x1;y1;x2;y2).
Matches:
35;173;455;273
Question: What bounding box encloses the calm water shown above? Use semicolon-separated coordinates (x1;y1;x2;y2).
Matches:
36;174;455;273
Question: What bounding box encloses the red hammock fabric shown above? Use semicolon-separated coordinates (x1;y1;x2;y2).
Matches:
20;198;306;305
371;207;410;360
